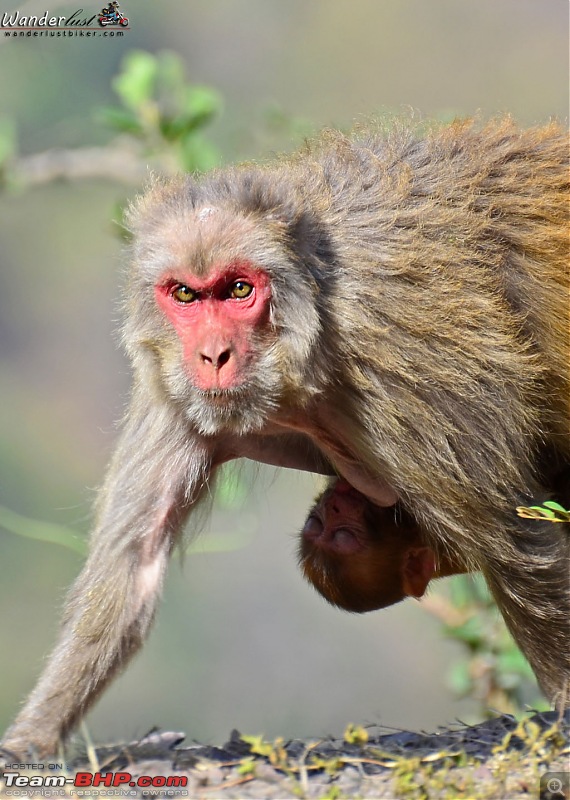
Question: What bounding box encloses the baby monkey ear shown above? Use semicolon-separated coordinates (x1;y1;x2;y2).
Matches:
402;547;437;598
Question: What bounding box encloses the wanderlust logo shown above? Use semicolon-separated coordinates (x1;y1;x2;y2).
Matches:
2;2;129;36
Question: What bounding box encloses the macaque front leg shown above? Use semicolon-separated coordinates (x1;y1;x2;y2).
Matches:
2;390;213;759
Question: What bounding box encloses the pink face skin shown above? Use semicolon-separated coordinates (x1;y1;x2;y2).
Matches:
155;263;272;391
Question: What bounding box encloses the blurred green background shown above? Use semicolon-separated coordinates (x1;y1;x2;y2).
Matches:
0;0;568;746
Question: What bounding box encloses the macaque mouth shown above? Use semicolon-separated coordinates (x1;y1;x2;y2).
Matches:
198;385;249;401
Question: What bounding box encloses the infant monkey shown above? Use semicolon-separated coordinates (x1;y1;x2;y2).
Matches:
299;478;467;613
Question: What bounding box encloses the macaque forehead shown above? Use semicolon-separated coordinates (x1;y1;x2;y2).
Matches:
138;204;272;284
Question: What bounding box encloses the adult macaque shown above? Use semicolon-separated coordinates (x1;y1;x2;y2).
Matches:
299;478;467;613
3;118;569;757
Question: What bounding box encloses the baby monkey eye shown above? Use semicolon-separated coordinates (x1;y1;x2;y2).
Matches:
172;285;196;303
229;281;253;299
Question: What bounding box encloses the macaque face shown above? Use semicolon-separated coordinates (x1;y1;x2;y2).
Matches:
132;204;290;436
126;193;325;437
298;480;439;613
154;262;272;392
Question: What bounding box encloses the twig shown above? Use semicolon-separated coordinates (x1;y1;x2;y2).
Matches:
419;593;470;627
7;146;170;188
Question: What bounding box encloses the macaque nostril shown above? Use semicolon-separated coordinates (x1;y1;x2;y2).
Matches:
217;349;231;369
200;348;231;369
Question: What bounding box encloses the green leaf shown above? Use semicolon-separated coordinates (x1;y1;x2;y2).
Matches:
448;574;491;608
496;647;525;672
344;723;368;746
241;734;272;757
236;758;256;777
178;133;220;173
158;116;184;142
161;88;221;145
113;50;158;110
0;504;86;555
533;506;557;519
448;574;474;607
496;647;534;681
542;501;569;513
96;106;143;136
181;85;222;122
216;463;249;510
447;661;472;695
444;616;485;648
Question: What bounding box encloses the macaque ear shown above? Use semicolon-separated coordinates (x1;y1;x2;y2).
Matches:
402;547;437;598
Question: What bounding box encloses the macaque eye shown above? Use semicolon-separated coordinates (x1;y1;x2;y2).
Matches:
229;281;253;299
172;285;197;303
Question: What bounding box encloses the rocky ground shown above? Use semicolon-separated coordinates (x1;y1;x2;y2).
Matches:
3;710;567;800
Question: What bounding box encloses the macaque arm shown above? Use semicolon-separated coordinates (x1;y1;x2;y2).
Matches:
325;453;399;507
313;416;399;507
269;414;399;507
2;385;213;758
222;432;336;475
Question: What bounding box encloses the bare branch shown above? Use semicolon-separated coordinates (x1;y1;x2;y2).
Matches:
419;594;470;627
7;146;172;188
